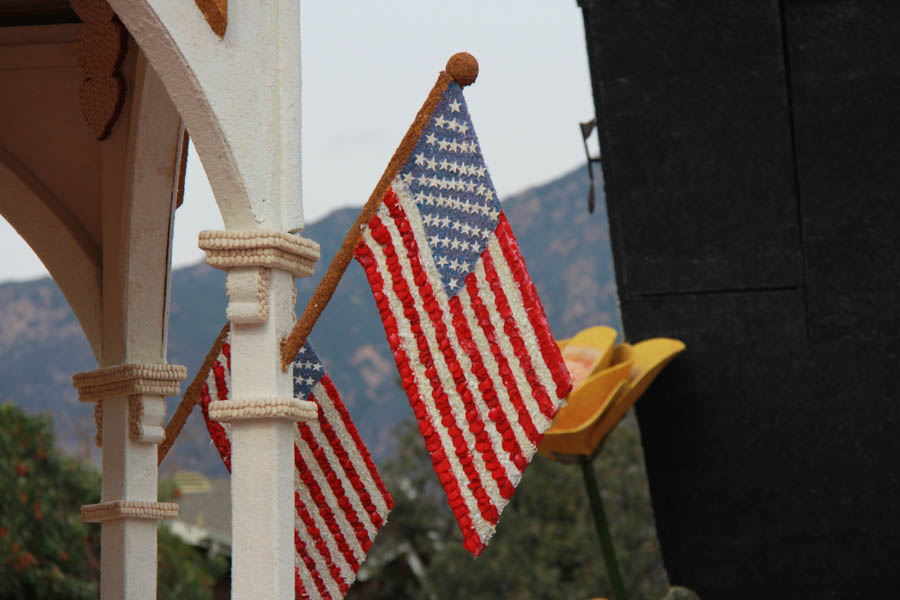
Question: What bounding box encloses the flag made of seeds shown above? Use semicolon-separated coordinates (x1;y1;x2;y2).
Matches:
354;80;572;556
201;340;393;599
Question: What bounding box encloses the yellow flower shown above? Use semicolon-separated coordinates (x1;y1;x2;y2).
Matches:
538;326;685;461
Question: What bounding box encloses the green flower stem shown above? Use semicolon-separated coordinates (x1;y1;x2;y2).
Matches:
581;457;627;600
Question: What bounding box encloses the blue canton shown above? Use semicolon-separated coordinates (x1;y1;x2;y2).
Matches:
399;82;501;297
293;342;326;400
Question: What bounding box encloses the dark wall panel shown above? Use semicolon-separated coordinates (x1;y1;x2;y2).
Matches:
584;0;803;294
784;2;900;339
580;0;900;597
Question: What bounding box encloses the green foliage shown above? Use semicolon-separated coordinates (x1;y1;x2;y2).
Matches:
158;525;229;600
0;404;228;599
351;414;669;600
0;403;100;599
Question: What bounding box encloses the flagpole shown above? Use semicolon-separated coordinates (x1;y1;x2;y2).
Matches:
279;52;480;370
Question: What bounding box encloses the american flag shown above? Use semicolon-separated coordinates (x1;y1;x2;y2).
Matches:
200;340;393;599
354;81;572;555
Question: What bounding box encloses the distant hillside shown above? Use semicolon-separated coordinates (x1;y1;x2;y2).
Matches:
0;165;619;476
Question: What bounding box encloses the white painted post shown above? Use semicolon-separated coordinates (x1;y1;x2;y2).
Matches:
75;366;184;599
105;0;313;593
199;234;319;600
231;268;302;600
72;52;187;600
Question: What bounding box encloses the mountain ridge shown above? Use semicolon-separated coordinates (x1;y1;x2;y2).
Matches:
0;165;619;475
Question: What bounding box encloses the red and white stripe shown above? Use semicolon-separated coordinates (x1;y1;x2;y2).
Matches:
200;343;393;599
354;179;571;555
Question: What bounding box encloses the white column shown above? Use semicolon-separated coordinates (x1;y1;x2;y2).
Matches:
74;366;185;599
199;231;319;599
99;392;162;598
70;48;186;599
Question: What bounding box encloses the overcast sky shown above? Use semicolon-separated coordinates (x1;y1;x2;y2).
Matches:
0;1;594;283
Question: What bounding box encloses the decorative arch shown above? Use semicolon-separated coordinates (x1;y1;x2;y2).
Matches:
0;149;103;359
105;0;303;233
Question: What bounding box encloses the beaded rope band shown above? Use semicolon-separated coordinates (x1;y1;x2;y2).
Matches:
198;229;320;278
81;500;179;523
73;363;187;446
73;363;187;402
208;397;318;423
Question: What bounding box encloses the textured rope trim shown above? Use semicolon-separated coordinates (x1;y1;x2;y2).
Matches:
208;397;317;423
93;400;103;448
73;363;187;403
128;396;143;440
199;229;320;277
81;500;179;523
257;267;270;320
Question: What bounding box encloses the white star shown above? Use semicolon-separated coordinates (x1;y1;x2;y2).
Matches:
449;258;460;271
450;238;460;250
451;221;461;231
401;172;414;184
436;255;449;267
460;240;470;252
461;223;473;236
427;157;438;171
477;166;487;177
304;376;315;387
449;100;461;113
437;139;449;151
435;115;447;128
429;234;441;246
476;184;486;195
425;132;438;146
485;190;495;201
459;123;469;134
440;159;450;171
417;174;430;187
440;216;451;228
415;152;426;166
312;363;322;371
448;277;458;288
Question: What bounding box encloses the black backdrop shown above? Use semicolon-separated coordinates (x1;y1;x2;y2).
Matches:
578;1;900;597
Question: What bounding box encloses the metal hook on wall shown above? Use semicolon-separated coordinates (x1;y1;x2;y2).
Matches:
580;118;602;214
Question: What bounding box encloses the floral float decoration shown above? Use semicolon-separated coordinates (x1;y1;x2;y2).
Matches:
539;326;685;462
537;325;685;600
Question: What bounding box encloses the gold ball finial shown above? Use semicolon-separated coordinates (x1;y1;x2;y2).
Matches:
446;52;479;87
